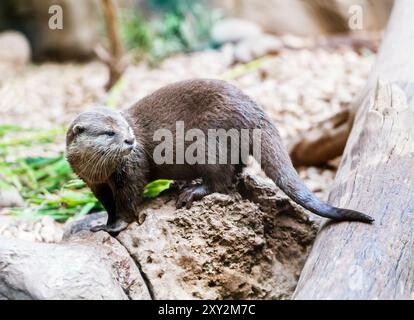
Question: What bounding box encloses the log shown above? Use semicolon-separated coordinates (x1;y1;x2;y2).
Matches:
294;0;414;299
289;109;352;167
97;0;126;91
288;31;384;167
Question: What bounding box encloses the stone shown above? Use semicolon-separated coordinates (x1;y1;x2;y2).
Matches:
0;0;101;61
114;172;318;299
0;31;31;68
0;232;151;300
234;35;283;63
211;18;262;45
0;188;25;209
212;0;393;36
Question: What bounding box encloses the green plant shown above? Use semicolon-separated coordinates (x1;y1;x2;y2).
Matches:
119;0;221;65
0;125;101;222
120;11;152;61
144;179;172;199
0;125;172;222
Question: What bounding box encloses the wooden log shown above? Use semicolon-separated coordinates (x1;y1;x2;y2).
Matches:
289;109;352;167
288;31;383;167
294;0;414;299
97;0;126;91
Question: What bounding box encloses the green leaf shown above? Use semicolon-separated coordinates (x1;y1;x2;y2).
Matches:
144;179;172;198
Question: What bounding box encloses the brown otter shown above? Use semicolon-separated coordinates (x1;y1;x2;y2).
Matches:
66;79;373;234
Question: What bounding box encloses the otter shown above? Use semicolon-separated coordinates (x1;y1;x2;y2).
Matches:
66;79;373;234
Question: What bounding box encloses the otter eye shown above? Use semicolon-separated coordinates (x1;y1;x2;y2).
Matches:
103;131;116;137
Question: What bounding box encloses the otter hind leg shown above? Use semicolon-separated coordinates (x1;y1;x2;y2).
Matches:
176;165;236;209
176;184;212;209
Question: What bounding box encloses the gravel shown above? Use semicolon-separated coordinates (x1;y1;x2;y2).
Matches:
0;216;63;243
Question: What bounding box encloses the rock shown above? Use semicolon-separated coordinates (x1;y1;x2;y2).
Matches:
0;232;151;300
0;31;31;82
213;0;325;36
40;216;64;243
65;231;151;300
234;34;283;63
211;18;263;45
0;188;25;209
113;172;318;299
63;212;107;238
281;35;313;50
0;215;65;244
212;0;393;36
0;31;31;68
0;0;101;61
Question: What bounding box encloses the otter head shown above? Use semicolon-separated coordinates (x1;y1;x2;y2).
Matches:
66;107;136;183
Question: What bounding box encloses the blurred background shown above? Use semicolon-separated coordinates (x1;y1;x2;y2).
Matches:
0;0;393;241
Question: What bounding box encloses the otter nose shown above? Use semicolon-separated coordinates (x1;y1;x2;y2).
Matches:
124;137;134;145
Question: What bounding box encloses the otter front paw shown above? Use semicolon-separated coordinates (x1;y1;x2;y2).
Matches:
90;219;129;236
176;185;211;209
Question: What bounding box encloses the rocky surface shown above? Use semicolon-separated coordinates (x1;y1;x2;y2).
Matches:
0;172;318;300
0;232;150;300
56;172;318;300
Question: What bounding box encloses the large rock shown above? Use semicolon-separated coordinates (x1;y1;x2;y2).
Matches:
65;172;318;300
0;188;25;209
211;18;263;44
234;34;283;63
0;0;101;61
0;173;318;300
0;31;31;68
0;31;31;81
116;174;318;299
0;232;151;300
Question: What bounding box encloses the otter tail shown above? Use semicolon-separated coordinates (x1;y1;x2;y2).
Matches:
255;120;374;223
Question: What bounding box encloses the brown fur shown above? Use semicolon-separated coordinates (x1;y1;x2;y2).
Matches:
66;79;373;234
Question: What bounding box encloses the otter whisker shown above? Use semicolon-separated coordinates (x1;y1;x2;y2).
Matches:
93;148;112;181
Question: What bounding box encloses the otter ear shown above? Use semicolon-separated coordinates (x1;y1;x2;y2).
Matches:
72;124;85;135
